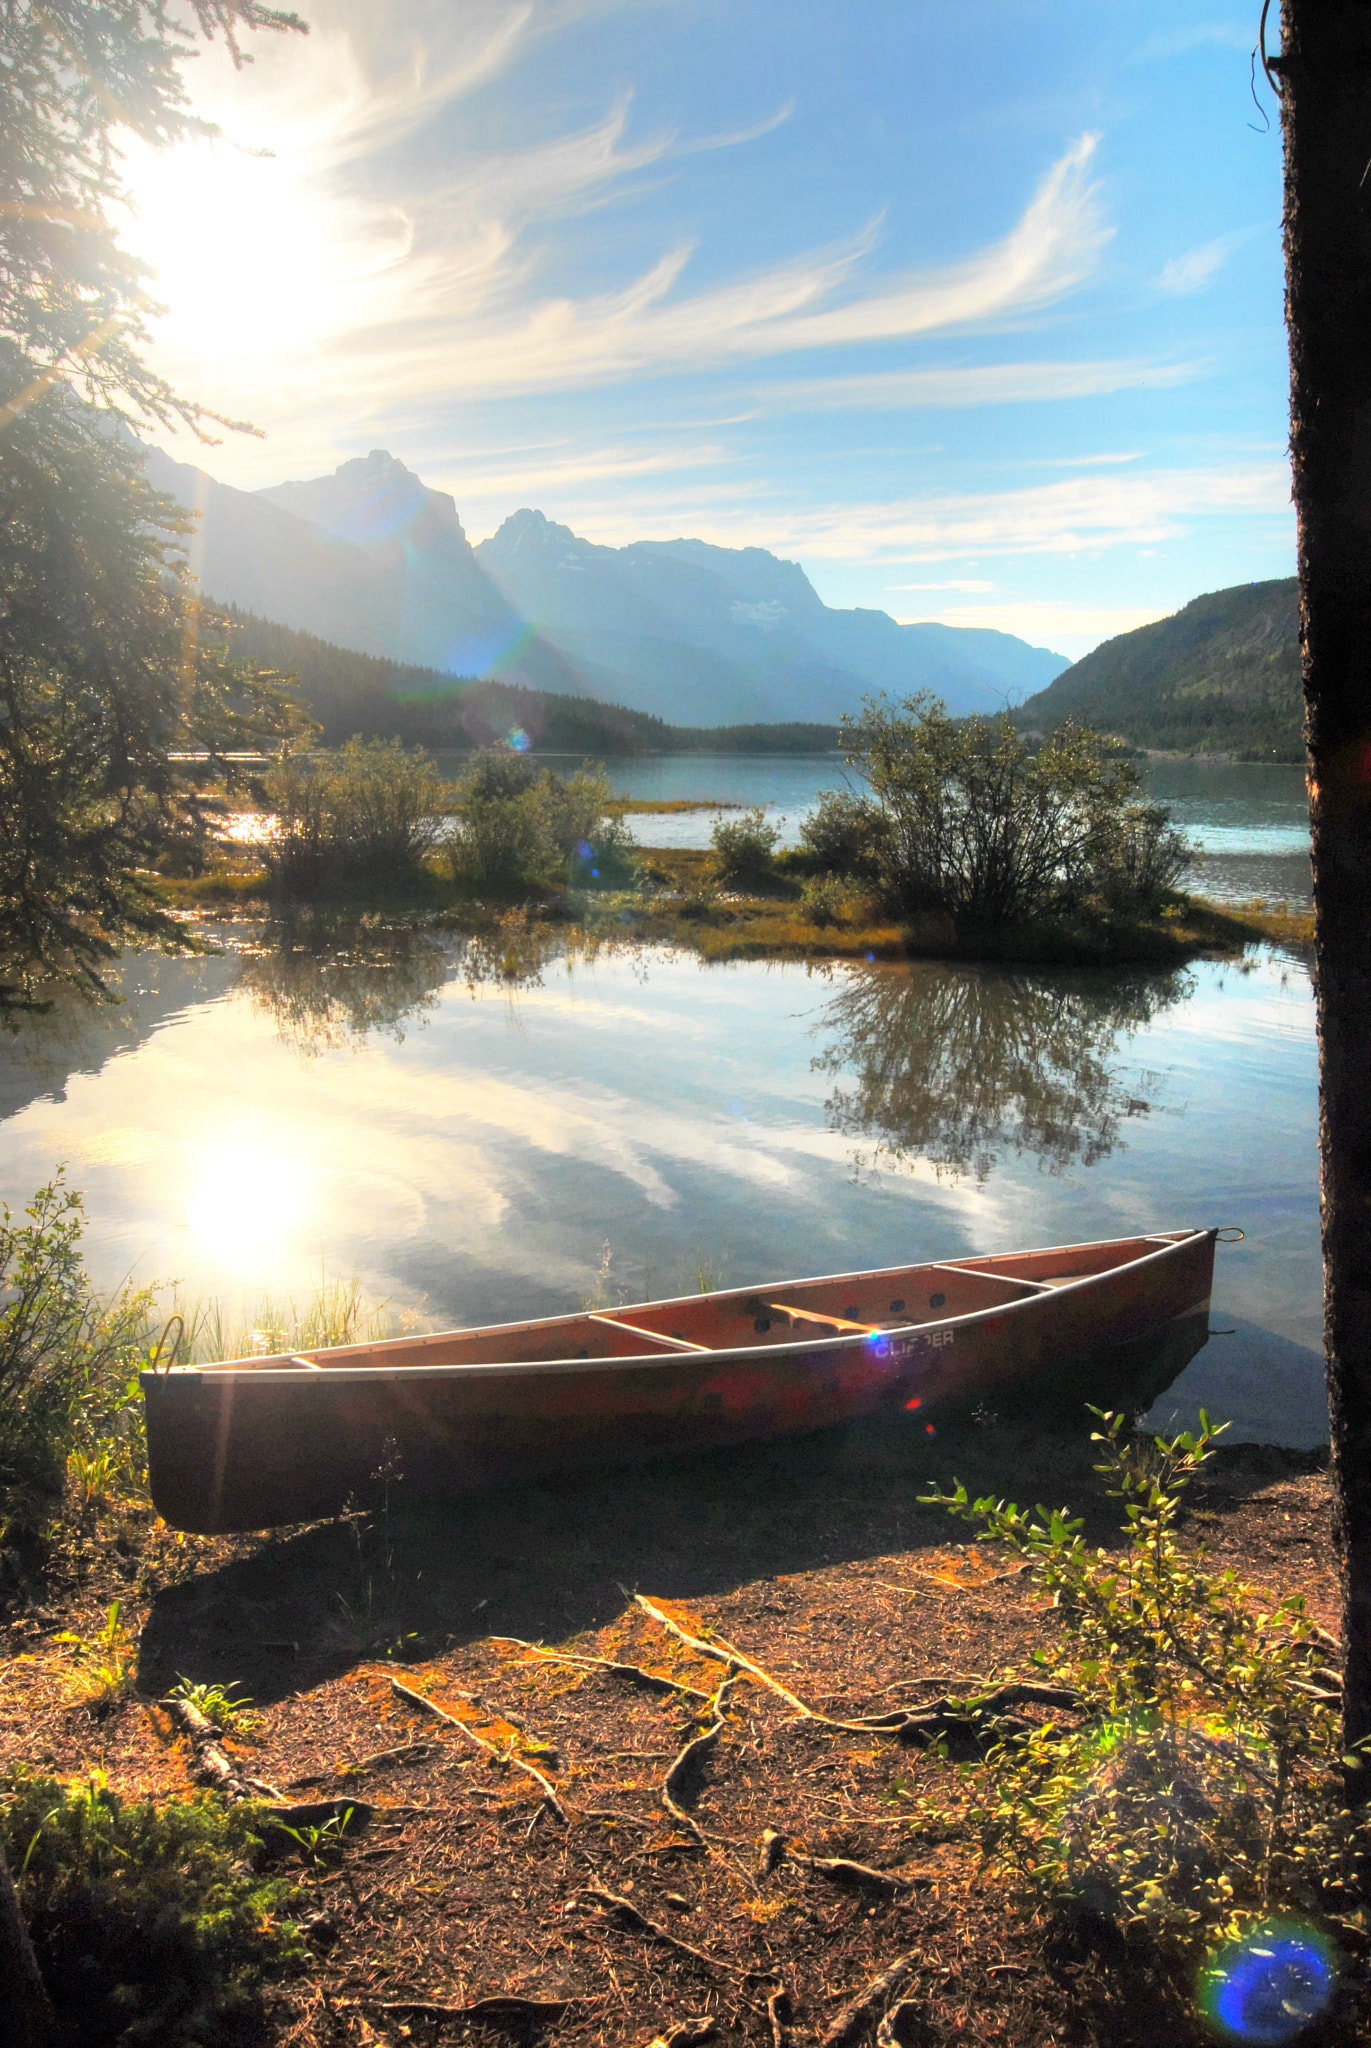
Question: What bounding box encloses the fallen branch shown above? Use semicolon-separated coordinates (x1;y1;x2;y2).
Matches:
390;1679;568;1824
578;1886;737;1975
821;1954;923;2048
494;1637;712;1704
793;1855;935;1894
164;1697;281;1802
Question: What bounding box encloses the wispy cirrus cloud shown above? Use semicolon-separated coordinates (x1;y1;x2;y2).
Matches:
365;131;1110;397
1158;227;1260;295
521;460;1292;564
765;355;1198;414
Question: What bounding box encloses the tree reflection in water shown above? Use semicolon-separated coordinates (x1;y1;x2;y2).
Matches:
235;910;571;1054
814;960;1193;1181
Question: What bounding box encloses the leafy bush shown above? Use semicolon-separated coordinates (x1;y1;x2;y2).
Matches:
2;1770;303;2047
838;693;1192;927
798;789;881;879
1092;800;1192;915
0;1178;151;1527
918;1413;1370;1979
447;754;637;892
263;739;448;893
800;876;845;926
710;806;780;887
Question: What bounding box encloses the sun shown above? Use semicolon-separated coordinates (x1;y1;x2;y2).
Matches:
115;125;407;393
184;1133;316;1272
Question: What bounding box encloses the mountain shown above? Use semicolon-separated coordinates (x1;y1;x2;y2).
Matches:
143;446;586;695
475;507;1067;722
220;609;840;755
144;445;1067;725
1014;580;1302;760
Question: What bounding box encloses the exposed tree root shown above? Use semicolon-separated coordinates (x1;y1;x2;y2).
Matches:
820;1952;924;2048
390;1677;568;1823
353;1994;575;2025
767;1985;792;2048
577;1886;739;1975
632;1595;815;1718
493;1636;712;1704
662;1669;738;1845
643;2020;718;2048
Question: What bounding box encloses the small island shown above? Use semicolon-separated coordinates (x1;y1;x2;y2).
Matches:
158;695;1313;968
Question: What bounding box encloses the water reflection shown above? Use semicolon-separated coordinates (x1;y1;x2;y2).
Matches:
814;961;1193;1180
236;910;588;1053
237;913;455;1054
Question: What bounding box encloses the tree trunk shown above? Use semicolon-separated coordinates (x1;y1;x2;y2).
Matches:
0;1841;54;2048
1280;0;1371;1767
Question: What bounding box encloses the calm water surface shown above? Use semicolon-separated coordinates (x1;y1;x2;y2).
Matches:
0;922;1324;1447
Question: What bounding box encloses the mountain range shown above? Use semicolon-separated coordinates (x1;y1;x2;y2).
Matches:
1014;580;1301;761
144;445;1067;726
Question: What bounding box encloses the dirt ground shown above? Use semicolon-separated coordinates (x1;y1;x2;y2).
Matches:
0;1413;1354;2048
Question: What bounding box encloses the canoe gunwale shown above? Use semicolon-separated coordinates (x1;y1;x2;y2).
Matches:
141;1229;1215;1391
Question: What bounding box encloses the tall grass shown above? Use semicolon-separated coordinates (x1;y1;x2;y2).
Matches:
167;1277;408;1364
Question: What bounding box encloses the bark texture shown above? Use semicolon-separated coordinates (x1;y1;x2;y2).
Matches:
1281;0;1371;1758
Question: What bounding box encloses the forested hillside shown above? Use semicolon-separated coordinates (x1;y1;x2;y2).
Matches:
221;610;839;755
1014;580;1302;759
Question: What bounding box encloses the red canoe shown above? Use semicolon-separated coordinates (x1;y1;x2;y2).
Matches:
141;1228;1218;1533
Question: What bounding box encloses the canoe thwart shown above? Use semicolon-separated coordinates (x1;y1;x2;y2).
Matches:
589;1314;710;1352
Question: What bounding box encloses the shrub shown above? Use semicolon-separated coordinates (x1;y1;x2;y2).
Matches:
800;876;845;926
263;739;448;893
917;1412;1371;1986
798;789;881;878
839;693;1191;927
1092;800;1193;915
710;806;780;887
2;1770;303;2046
447;755;638;892
0;1178;151;1528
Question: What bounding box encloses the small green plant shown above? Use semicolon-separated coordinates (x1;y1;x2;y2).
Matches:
710;806;780;888
0;1176;154;1531
268;1804;357;1871
169;1675;255;1735
917;1412;1371;1978
1;1768;304;2045
800;875;845;926
55;1600;136;1708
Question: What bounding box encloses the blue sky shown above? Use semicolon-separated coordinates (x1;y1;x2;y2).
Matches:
123;1;1293;659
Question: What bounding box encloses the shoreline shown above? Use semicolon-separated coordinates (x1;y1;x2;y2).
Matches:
156;843;1316;967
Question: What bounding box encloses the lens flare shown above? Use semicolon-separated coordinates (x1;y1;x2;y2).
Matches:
1199;1920;1336;2045
508;726;531;753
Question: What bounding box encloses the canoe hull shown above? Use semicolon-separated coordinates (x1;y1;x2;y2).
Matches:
142;1230;1217;1533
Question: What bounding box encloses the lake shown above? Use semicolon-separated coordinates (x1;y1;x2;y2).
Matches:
450;754;1311;906
0;909;1326;1450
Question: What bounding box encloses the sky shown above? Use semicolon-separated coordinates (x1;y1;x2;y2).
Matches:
118;0;1294;661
